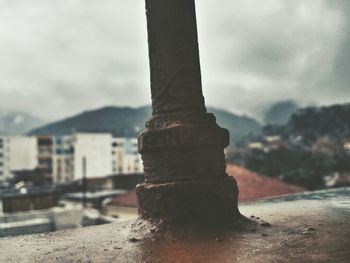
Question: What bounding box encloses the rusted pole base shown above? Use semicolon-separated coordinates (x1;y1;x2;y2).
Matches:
137;177;239;226
135;112;241;229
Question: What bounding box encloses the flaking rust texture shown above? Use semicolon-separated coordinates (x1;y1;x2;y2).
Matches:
146;0;206;115
136;0;241;229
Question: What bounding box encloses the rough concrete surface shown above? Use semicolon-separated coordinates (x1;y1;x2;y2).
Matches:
0;188;349;263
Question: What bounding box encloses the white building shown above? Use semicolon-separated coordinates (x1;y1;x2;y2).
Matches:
9;136;38;172
71;133;113;180
112;138;142;174
51;134;143;183
344;142;350;153
0;133;144;184
265;136;281;143
4;136;38;179
248;142;264;150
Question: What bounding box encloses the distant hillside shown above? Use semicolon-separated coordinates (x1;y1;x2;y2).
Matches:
263;100;299;125
0;110;45;135
208;107;261;142
29;106;261;143
29;106;150;138
285;103;350;141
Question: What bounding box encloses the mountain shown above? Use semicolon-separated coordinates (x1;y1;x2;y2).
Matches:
29;106;150;138
208;107;261;142
29;106;261;143
285;103;350;141
263;100;299;125
0;110;45;135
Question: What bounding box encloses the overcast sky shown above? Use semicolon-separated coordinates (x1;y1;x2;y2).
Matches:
0;0;349;121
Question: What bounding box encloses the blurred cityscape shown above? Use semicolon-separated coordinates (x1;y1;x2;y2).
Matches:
0;101;349;238
0;133;143;237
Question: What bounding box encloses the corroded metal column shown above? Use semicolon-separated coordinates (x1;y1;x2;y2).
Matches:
137;0;240;225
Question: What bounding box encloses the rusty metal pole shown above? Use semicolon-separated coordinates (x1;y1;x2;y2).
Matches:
137;0;240;226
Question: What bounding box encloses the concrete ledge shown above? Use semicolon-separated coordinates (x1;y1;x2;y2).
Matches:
0;218;52;237
0;188;349;263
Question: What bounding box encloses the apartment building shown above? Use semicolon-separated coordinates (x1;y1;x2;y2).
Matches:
0;136;8;181
71;133;113;180
37;136;54;173
52;136;74;183
0;136;38;181
112;138;143;174
0;133;143;185
10;136;38;172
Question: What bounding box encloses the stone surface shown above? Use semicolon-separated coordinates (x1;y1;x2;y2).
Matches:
1;188;349;263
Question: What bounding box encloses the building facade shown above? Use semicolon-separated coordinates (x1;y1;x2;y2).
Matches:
52;136;74;183
52;134;143;183
37;136;54;174
71;133;113;180
1;133;144;185
0;136;38;182
9;136;38;172
0;136;8;181
112;138;142;174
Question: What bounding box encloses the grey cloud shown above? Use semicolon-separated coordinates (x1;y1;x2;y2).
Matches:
197;0;350;115
324;0;350;94
0;0;349;121
0;0;149;119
